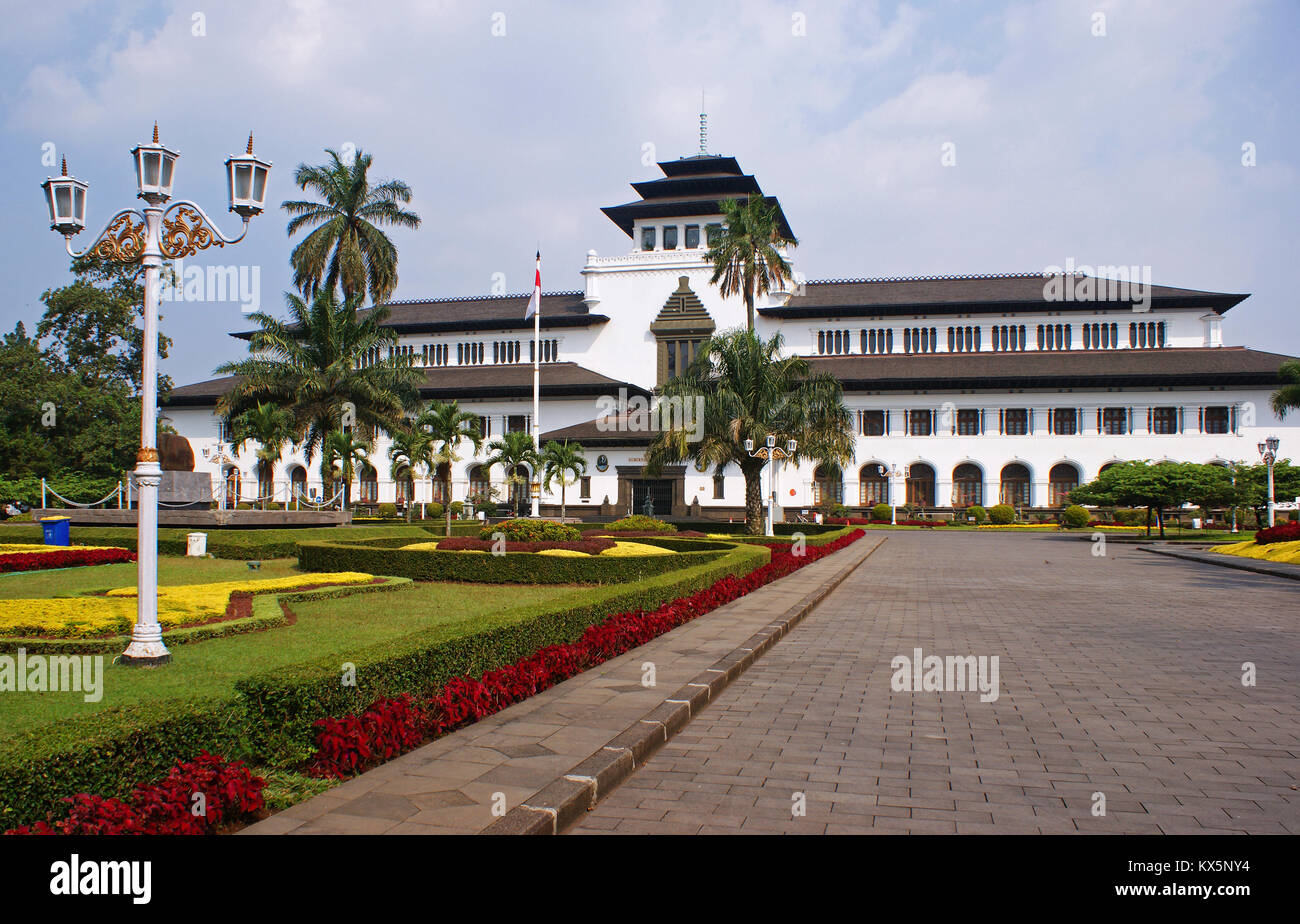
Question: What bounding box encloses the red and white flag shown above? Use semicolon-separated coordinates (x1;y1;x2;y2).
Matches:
525;252;541;320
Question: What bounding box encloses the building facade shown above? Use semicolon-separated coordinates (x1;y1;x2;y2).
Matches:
164;153;1297;519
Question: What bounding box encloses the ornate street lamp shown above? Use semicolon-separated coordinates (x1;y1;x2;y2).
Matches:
41;125;270;665
1258;436;1280;528
876;463;902;525
745;435;796;536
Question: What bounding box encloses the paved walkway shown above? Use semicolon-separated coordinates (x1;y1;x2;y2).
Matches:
241;534;882;835
569;531;1300;834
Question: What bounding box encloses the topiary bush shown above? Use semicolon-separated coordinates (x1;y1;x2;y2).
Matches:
870;503;892;522
449;501;464;517
967;504;987;524
427;502;444;520
377;503;398;519
1061;504;1090;529
601;516;677;534
988;504;1016;525
479;519;581;542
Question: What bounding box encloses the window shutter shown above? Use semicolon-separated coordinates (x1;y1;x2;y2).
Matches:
1198;407;1204;432
1231;405;1238;434
1147;407;1152;432
999;408;1004;434
885;409;891;435
979;408;985;434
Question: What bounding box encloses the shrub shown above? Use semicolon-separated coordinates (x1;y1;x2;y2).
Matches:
871;503;892;522
427;502;444;520
449;501;464;516
1061;505;1091;529
1256;521;1300;544
377;503;398;519
236;503;253;511
480;519;580;542
0;546;135;574
988;504;1016;525
967;504;987;524
602;516;676;534
434;537;616;554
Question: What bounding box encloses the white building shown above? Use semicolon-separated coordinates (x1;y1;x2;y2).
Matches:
164;152;1298;519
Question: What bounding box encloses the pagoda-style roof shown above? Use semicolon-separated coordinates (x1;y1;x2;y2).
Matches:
601;154;794;239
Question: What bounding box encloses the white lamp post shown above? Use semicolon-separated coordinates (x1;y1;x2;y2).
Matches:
42;125;270;665
1258;436;1280;528
744;435;796;537
876;463;902;525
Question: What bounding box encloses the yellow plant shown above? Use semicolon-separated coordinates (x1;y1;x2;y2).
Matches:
400;542;440;550
0;543;128;556
1212;540;1300;565
599;541;675;557
0;572;375;639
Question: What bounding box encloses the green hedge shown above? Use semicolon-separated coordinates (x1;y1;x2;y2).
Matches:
297;535;731;584
0;542;768;828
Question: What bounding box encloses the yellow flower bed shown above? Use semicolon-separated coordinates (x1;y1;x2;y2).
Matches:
401;541;440;551
0;543;127;556
536;548;589;557
0;572;374;639
599;541;675;557
1212;540;1300;565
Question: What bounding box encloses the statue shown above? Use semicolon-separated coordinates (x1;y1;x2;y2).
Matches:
641;492;654;518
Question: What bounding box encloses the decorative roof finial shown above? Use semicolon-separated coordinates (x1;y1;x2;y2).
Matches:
60;156;68;176
153;121;160;143
699;92;708;155
246;132;254;154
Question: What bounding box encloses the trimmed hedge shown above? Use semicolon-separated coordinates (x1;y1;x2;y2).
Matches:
479;519;581;542
297;536;733;584
0;541;768;828
601;516;676;533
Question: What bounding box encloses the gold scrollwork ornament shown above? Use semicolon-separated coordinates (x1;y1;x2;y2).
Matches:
160;205;226;259
91;213;147;263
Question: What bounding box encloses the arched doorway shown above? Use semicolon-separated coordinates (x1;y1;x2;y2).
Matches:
952;463;983;507
394;465;414;507
430;462;450;505
812;465;842;506
223;466;241;508
507;464;531;516
858;463;889;506
1000;463;1031;507
906;463;935;507
287;465;307;504
468;465;491;508
357;462;378;505
1048;463;1079;507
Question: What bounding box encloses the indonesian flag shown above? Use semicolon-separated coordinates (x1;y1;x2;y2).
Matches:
525;252;541;319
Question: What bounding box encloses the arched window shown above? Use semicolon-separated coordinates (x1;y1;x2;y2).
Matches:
1000;463;1031;507
952;463;983;507
395;465;415;506
430;462;449;504
1048;463;1079;507
906;463;935;507
507;464;531;515
859;464;889;506
358;463;378;504
468;465;491;504
288;465;307;502
812;465;842;505
223;466;241;508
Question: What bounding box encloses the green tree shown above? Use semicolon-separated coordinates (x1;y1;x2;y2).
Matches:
1270;360;1300;420
646;329;854;535
705;193;798;331
320;429;370;510
484;430;539;519
227;402;296;508
282;148;421;305
1070;461;1195;537
1233;459;1300;526
386;423;434;523
418;400;483;536
215;288;422;474
540;439;587;521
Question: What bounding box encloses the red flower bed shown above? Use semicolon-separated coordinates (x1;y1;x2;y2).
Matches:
1256;521;1300;544
827;517;943;528
0;546;135;574
434;536;617;554
5;752;265;835
306;530;865;778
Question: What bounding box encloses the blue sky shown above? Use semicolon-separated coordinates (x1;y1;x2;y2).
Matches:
2;0;1296;381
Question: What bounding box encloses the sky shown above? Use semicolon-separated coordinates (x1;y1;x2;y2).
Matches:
1;0;1297;383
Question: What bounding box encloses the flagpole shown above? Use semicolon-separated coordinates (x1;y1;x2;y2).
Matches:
531;251;541;518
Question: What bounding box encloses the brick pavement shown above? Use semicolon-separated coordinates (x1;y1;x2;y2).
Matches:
569;531;1300;835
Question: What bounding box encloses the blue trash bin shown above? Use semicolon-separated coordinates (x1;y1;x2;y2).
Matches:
41;516;70;546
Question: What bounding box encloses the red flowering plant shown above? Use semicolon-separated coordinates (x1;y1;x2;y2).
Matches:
0;547;135;574
1255;521;1300;544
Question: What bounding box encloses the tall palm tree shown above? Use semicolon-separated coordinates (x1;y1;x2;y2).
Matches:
281;148;421;304
418;400;483;536
484;430;539;519
321;429;370;510
1270;360;1300;419
227;402;295;508
706;193;798;331
540;440;587;521
215;288;423;477
646;328;854;535
387;423;434;522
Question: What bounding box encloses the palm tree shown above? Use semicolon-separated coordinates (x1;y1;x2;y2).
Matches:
387;423;434;522
417;400;483;536
706;193;798;332
646;328;854;535
215;288;423;476
540;440;587;520
227;402;295;508
484;430;539;518
1270;360;1300;419
321;429;370;510
281;148;421;304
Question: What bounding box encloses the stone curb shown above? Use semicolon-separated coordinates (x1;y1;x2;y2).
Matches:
481;534;885;835
1140;544;1300;581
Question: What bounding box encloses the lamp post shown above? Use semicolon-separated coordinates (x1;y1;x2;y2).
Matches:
744;435;796;537
41;125;270;665
1258;436;1280;528
877;463;902;525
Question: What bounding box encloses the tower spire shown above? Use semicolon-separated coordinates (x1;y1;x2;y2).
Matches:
698;92;708;155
